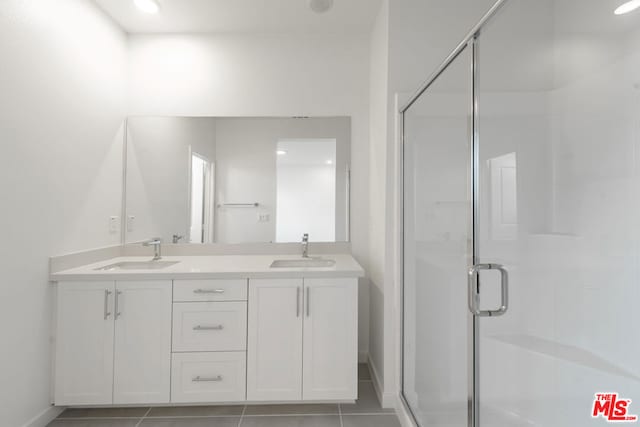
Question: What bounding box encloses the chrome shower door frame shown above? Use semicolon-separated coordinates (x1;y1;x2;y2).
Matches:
399;2;510;426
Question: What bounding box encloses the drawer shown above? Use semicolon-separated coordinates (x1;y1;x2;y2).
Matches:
173;302;247;352
173;279;247;302
171;352;246;403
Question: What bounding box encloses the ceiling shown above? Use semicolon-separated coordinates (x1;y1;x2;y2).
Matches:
93;0;382;34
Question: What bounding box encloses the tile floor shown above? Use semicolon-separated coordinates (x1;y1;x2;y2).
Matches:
48;364;401;427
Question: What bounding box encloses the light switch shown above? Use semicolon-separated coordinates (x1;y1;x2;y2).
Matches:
109;216;119;234
127;215;136;232
258;213;270;223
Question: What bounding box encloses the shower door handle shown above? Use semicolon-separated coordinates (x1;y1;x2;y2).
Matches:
468;263;509;317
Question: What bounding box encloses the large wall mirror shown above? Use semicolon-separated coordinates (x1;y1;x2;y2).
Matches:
124;116;351;244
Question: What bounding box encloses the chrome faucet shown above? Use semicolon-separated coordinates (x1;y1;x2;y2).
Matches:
302;233;309;258
172;234;184;244
143;238;162;261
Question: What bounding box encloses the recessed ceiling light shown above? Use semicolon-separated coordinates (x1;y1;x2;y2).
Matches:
326;160;334;165
277;150;288;156
309;0;334;14
134;0;160;14
615;0;640;15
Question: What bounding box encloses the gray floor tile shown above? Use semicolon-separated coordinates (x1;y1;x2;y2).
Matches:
139;417;240;427
342;415;401;427
340;382;394;414
48;420;140;427
358;364;371;381
147;406;244;417
57;407;150;418
241;415;340;427
244;404;339;415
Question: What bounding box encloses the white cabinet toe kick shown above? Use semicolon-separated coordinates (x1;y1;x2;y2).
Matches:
52;277;358;406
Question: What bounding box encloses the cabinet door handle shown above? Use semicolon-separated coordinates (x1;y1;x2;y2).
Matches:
115;290;122;319
192;375;223;382
306;287;310;317
296;287;301;317
193;289;225;294
104;290;112;320
193;325;224;331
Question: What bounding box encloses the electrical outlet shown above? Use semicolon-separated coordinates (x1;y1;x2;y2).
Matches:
127;215;136;232
258;213;270;223
109;216;119;234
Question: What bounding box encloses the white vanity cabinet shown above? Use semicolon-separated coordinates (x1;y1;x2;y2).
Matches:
247;277;358;401
54;280;172;406
53;271;359;406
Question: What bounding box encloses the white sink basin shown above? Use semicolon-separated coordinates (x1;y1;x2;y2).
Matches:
270;258;336;268
95;261;180;271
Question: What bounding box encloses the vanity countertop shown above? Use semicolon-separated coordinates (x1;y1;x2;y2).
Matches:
50;254;364;282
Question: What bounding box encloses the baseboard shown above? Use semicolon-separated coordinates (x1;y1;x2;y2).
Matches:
368;358;396;409
402;389;418;409
21;406;64;427
358;351;368;364
396;395;416;427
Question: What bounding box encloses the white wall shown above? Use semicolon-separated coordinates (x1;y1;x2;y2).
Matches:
388;0;498;97
0;1;127;426
127;33;372;360
368;0;390;392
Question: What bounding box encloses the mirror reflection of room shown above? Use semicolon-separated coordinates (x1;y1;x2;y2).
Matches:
126;116;350;244
276;138;337;242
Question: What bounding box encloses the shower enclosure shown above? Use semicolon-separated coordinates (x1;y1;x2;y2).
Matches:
401;0;640;426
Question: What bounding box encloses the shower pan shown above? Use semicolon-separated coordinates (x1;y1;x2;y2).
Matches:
400;0;640;426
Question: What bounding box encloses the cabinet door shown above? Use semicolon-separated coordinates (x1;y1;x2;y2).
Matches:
113;281;172;404
55;281;115;405
303;278;358;400
247;279;303;401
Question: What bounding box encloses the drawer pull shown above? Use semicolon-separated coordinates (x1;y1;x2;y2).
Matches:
192;375;223;382
193;289;226;294
193;325;224;331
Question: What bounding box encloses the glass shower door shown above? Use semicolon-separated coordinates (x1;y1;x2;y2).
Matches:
474;0;640;425
402;47;473;426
